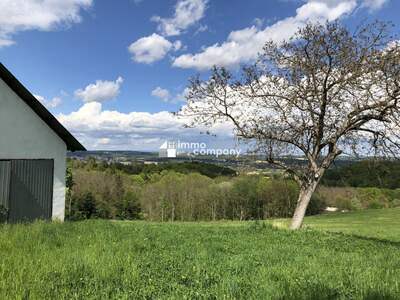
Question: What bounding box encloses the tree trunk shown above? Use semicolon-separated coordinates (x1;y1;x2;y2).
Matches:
240;208;245;221
171;204;175;222
289;181;318;230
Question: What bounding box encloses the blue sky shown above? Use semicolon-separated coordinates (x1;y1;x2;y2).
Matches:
0;0;399;150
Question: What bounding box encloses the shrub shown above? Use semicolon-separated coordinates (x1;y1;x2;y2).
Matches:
116;192;141;220
335;197;353;211
231;176;261;220
0;205;8;223
68;192;97;220
307;193;327;215
390;198;400;208
350;198;363;210
316;186;396;211
358;188;390;209
368;200;384;209
259;179;299;218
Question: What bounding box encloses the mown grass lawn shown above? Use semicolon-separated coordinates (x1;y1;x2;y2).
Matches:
1;210;400;299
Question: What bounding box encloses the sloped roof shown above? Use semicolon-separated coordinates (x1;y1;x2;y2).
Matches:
0;63;86;151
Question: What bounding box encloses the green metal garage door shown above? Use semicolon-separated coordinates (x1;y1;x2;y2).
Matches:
0;161;11;221
0;159;54;222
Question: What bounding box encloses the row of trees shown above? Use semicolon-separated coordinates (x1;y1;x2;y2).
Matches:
67;158;400;222
141;172;306;221
66;167;141;221
66;164;325;222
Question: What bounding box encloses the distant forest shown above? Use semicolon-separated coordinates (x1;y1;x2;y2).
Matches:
66;159;324;222
65;158;400;222
322;160;400;189
71;158;237;178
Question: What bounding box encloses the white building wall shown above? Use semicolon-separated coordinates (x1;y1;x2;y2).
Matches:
0;78;67;221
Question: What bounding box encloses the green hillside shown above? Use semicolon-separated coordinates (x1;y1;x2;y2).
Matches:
1;209;400;299
274;207;400;242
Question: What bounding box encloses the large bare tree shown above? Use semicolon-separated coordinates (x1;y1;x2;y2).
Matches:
180;21;400;229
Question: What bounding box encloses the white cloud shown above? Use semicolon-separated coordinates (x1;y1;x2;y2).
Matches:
128;33;182;63
57;102;234;150
298;0;357;21
128;0;203;64
97;138;111;145
0;38;15;47
151;86;189;103
34;94;62;109
151;87;171;102
151;0;208;36
194;24;208;35
253;18;264;29
172;0;386;70
74;77;124;103
0;0;92;48
173;40;183;51
361;0;389;11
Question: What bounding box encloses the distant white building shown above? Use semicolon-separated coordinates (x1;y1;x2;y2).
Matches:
0;63;85;222
159;141;177;158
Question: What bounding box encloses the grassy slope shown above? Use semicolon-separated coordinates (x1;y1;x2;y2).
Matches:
0;210;399;299
273;207;400;242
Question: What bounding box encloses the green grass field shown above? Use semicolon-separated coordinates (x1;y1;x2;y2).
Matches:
273;207;400;242
1;209;400;299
